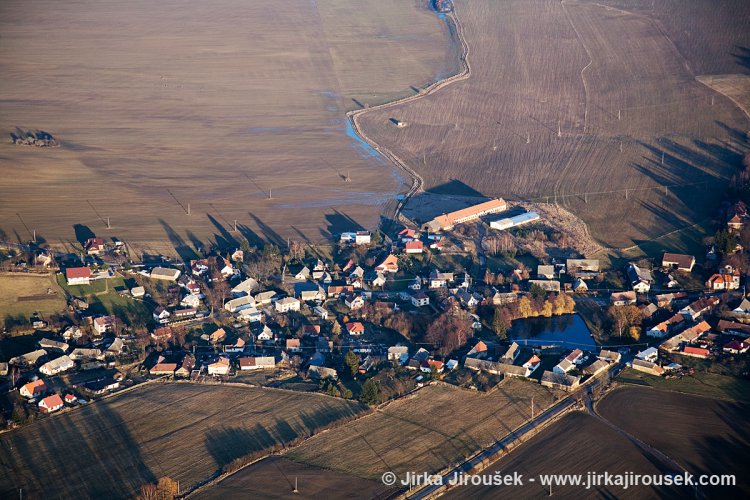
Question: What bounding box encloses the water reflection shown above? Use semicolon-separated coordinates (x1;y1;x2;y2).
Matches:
510;314;596;350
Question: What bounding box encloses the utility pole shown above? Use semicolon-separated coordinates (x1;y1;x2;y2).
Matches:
293;477;299;494
32;230;36;244
531;396;535;419
269;188;273;200
625;189;629;200
619;140;623;153
618;109;621;120
233;220;238;232
106;217;111;230
187;203;191;216
557;122;561;138
661;151;664;165
526;133;530;144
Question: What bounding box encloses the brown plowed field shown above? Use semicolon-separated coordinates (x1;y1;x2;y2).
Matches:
0;0;454;250
357;0;750;248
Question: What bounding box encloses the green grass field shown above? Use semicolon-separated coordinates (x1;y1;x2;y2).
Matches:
0;273;66;320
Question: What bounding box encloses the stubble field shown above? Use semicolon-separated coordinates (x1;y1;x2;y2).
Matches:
0;383;367;499
0;0;454;253
357;0;750;249
286;380;560;479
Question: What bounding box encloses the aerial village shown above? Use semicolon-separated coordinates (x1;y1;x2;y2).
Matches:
1;197;748;424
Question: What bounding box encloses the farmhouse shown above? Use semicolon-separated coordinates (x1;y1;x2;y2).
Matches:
375;254;399;273
239;356;276;370
70;348;105;362
39;394;64;413
661;253;695;272
423;198;507;232
553;349;583;374
39;338;69;353
82;377;120;395
636;347;658;363
84;237;105;255
540;371;580;391
598;349;621;363
682;346;710;359
65;266;91;286
522;355;541;376
630;359;664;376
489;211;540;231
150;267;181;282
11;349;47;368
499;342;520;364
175;356;196;377
20;379;46;398
584;359;609;377
231;277;259;296
207;357;231;375
150;363;178;376
405;240;424;254
627;263;653;293
680;297;720;321
275;297;301;313
39;355;75;376
723;340;750;354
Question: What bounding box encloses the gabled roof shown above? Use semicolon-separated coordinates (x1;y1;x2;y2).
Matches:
65;267;91;279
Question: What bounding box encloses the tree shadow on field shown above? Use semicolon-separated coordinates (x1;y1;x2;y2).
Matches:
715;121;750;147
73;224;96;246
731;45;750;72
425;179;488;198
159;219;200;262
0;400;155;499
248;213;285;247
207;213;238;250
321;210;364;240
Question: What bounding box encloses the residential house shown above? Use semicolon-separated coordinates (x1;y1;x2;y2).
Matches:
131;286;146;298
572;279;588;292
69;348;104;361
93;316;115;335
610;291;637;306
388;346;409;364
286;338;301;352
456;289;481;308
191;259;210;277
207;357;231;376
39;394;64;413
185;280;201;296
256;325;274;341
296;284;326;302
375;254;399;273
65;266;91;286
238;307;262;323
344;294;365;311
150;267;181;282
39;338;69;353
106;338;124;356
20;379;47;398
151;327;174;343
302;325;321;336
680;297;720;321
37;355;73;378
224;337;246;353
181;294;202;308
216;257;235;279
62;326;84;341
153;307;171;324
656;292;687;308
627;263;653;293
64;394;77;405
522;355;542;376
173;307;198;321
175;355;196;377
405;240;424;254
275;297;301;313
718;320;750;337
733;298;750;315
254;291;277;306
210;328;227;344
82;377;120;395
398;228;418;242
346;322;365;336
231;278;259;297
327;284;354;298
499;342;520;364
294;266;311;281
584;359;609;377
706;271;740;291
636;347;658;363
411;292;430;307
10;349;47;368
553;349;583;374
429;270;453;288
541;371;580;391
313;305;329;320
84;237;106;255
723;340;750;354
661;253;695;272
537;265;555;280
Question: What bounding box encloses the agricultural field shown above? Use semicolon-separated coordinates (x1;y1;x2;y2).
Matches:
0;383;367;499
442;412;685;499
598;386;750;498
357;0;750;249
287;380;560;479
0;272;66;320
0;0;455;253
616;367;750;402
195;456;395;500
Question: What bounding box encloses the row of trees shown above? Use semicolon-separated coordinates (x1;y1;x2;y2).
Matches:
491;292;576;339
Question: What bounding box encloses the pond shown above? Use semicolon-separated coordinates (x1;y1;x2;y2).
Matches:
510;314;597;351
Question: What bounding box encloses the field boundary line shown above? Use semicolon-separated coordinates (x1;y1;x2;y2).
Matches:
696;75;750;120
346;4;472;225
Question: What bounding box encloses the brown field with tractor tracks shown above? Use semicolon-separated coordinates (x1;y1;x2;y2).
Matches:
441;411;686;499
598;385;750;498
0;383;367;499
0;0;455;254
194;456;395;500
286;380;560;479
357;0;750;249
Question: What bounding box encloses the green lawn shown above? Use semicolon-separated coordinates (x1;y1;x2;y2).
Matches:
0;273;67;320
56;274;152;327
616;367;750;403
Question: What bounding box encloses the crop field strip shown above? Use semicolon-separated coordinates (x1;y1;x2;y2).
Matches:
0;383;367;499
287;380;560;479
356;0;750;248
0;0;454;250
